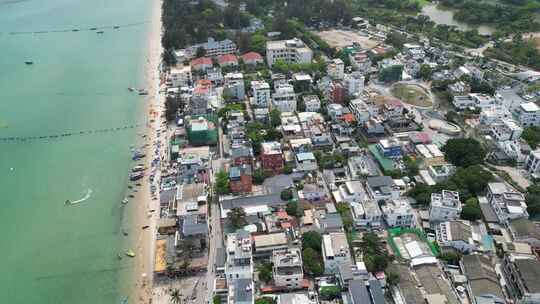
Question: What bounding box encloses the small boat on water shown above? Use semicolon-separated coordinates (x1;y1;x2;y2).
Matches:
72;29;79;32
90;27;97;30
128;87;135;92
129;172;144;181
125;249;136;257
131;164;145;172
64;200;71;205
25;61;33;65
96;31;104;34
117;253;122;260
138;89;149;96
142;225;150;230
122;198;129;204
113;26;120;29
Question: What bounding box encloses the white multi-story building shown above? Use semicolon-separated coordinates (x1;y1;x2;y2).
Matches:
491;118;523;141
350;200;382;230
435;220;475;253
224;72;245;101
487;182;528;224
322;232;352;274
225;231;253;282
334;180;368;204
480;105;512;125
327;58;344;80
515;102;540;127
349;99;376;123
251;81;271;108
188;38;237;58
272;249;304;290
380;198;415;228
266;38;313;67
429;190;461;222
526;149;540;176
169;65;192;88
453;93;497;110
349;51;371;73
272;82;297;112
344;72;365;97
302;95;321;112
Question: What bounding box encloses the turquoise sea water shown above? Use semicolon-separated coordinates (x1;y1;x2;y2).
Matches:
0;0;154;303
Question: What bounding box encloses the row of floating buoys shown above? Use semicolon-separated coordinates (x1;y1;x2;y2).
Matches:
0;124;142;142
2;21;149;36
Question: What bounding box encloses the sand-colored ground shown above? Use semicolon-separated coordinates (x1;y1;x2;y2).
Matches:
314;29;380;50
129;0;163;303
390;83;433;108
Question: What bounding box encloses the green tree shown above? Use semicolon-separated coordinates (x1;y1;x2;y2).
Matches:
362;232;391;272
228;207;247;228
526;184;540;217
461;197;482;221
170;288;182;304
302;247;324;276
253;168;267;184
407;183;432;205
283;164;293;174
441;138;486;167
336;202;353;232
215;170;230;194
385;271;400;286
439;252;462;265
257;261;273;283
302;231;322;251
281;189;293;201
270;108;281;127
286;200;301;217
196;46;206;58
320;285;341;300
522;126;540;149
418;64;433;81
165;96;181;122
213;295;221;304
250;34;268;54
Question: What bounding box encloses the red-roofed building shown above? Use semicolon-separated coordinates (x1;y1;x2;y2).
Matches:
241;52;263;65
190;57;213;71
342;113;356;124
330;82;346;104
217;54;238;68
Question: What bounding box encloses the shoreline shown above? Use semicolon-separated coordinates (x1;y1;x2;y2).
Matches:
129;0;163;302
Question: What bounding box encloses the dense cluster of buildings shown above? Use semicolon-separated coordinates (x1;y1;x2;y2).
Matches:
156;12;540;303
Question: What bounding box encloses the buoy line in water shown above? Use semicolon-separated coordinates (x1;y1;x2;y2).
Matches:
1;21;149;36
0;124;143;143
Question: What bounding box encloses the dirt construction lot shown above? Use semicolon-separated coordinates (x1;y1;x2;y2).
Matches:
314;29;380;50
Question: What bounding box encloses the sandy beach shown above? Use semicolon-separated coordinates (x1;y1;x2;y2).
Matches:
129;0;163;302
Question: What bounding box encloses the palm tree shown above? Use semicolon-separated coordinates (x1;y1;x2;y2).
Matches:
170;288;182;304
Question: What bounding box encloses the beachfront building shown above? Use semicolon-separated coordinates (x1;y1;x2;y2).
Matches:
526;149;540;177
272;82;296;112
272;248;304;290
190;57;213;72
188;38;237;58
266;38;313;67
429;190;461;223
251;80;271;108
169;65;192;88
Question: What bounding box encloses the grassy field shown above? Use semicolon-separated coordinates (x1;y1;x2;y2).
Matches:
391;83;433;108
